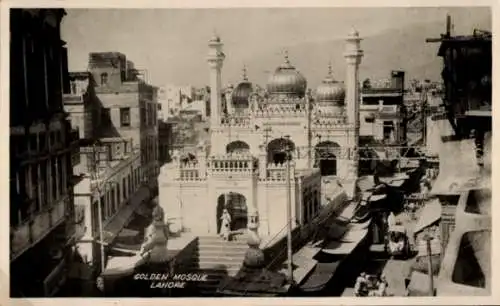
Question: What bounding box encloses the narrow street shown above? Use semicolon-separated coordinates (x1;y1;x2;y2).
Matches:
342;207;422;297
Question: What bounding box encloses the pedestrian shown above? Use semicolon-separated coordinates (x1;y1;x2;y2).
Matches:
387;212;396;228
377;274;388;296
220;209;232;241
354;272;368;296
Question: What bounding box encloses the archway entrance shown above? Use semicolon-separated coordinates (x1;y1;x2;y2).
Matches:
315;141;340;176
226;141;250;154
267;137;296;164
216;192;248;234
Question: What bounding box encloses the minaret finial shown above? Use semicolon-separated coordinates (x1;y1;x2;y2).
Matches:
242;64;248;81
284;49;290;64
328;61;333;76
211;28;220;42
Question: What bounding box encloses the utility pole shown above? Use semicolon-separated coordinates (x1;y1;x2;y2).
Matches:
423;234;435;296
92;143;106;274
284;135;294;284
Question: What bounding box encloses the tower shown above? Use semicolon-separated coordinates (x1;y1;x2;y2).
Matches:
343;28;364;178
207;33;225;127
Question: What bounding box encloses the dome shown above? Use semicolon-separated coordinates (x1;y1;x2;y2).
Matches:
266;51;307;97
315;63;345;106
243;246;266;269
231;66;253;108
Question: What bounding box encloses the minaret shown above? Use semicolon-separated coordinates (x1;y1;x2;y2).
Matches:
343;28;364;178
207;33;225;127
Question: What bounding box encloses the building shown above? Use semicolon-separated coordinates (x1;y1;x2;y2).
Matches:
158;119;174;165
86;52;159;191
158;84;195;119
159;29;364;238
9;9;80;297
62;61;157;281
422;15;492;296
359;71;407;144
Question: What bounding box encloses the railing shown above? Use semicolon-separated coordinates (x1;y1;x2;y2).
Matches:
266;164;288;181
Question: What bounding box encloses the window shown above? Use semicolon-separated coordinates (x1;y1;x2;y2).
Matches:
120;107;131;127
100;73;108;86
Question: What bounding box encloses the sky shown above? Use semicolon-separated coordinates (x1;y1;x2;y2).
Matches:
61;7;491;89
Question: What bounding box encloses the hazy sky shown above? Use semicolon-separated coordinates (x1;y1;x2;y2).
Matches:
61;7;491;88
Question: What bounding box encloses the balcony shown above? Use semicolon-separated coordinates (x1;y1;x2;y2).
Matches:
63;94;84;104
10;196;68;262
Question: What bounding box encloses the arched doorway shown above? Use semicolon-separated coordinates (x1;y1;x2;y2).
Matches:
315;141;340;176
226;141;250;154
216;192;248;234
267;137;296;164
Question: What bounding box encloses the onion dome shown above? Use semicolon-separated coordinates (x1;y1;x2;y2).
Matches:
315;62;345;106
267;51;307;97
231;66;253;108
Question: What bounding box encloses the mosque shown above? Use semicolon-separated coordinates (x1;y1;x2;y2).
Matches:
158;29;364;238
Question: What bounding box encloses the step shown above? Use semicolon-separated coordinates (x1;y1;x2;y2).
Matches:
198;236;249;244
197;248;248;257
197;254;246;263
197;243;250;250
197;262;241;271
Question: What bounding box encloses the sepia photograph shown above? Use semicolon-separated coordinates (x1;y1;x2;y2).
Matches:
5;3;493;301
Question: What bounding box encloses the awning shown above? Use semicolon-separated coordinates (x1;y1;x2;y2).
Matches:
102;254;145;277
414;198;442;235
299;261;343;292
321;227;369;255
102;186;151;244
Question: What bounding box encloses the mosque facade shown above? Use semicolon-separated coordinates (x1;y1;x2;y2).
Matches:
158;29;364;238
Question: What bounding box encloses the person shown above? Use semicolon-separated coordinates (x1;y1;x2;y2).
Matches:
354;272;368;296
140;205;169;264
220;209;232;241
377;275;388;296
387;212;396;228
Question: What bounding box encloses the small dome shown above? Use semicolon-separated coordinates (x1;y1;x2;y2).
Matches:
267;51;307;98
232;66;253;108
243;247;266;269
315;63;345;106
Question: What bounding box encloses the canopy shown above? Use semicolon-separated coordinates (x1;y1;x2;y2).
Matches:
321;227;369;255
102;254;146;277
414;198;442;235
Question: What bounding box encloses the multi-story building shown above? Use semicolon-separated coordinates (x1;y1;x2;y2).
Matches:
158;84;195;119
63;65;156;279
86;52;159;190
9;9;80;297
424;16;491;296
359;71;407;144
158;119;174;165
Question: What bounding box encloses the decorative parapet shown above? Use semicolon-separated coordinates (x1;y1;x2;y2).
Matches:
208;153;258;175
253;106;307;118
265;162;294;182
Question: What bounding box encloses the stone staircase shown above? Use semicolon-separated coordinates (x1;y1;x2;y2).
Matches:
189;235;248;296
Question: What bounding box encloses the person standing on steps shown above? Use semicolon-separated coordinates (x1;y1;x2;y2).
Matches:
220;209;232;241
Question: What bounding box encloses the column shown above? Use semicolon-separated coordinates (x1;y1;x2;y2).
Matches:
343;28;364;179
258;147;267;180
207;34;225;127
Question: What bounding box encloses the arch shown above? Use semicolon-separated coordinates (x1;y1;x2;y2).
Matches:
315;141;340;176
226;140;250;154
216;192;248;233
267;137;296;164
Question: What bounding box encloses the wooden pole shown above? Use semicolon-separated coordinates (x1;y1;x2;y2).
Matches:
423;234;435;296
